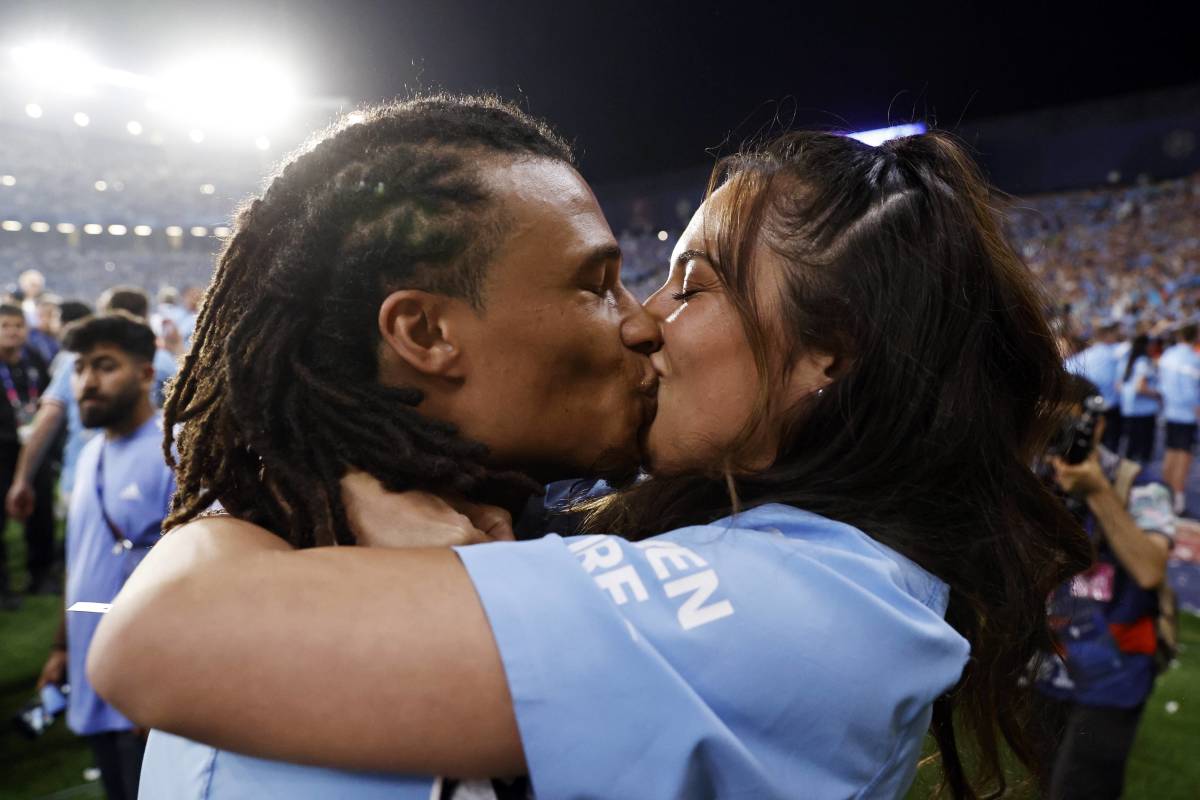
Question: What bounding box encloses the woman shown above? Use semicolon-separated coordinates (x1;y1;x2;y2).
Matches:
90;119;1091;799
1118;334;1162;463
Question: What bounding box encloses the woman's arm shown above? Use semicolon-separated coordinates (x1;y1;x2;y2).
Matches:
88;516;524;776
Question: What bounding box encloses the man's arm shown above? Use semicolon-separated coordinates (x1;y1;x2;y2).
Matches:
6;401;66;520
1085;484;1170;590
37;604;68;690
1054;456;1171;590
88;516;524;775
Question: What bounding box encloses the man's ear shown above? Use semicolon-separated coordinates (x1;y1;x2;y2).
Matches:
139;358;156;389
378;290;465;378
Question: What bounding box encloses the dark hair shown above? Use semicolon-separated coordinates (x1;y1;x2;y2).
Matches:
99;286;150;320
0;303;24;319
583;131;1091;798
59;300;93;327
165;94;574;548
1179;323;1198;344
62;313;157;362
1122;334;1150;383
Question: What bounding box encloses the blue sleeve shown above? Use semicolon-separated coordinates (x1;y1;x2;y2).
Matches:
455;523;969;798
44;358;74;406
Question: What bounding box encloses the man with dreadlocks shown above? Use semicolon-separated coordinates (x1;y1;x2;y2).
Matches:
94;95;660;799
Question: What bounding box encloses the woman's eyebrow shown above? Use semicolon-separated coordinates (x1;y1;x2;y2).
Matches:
674;249;712;268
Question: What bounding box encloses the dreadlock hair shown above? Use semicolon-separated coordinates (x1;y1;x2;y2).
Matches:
164;94;573;547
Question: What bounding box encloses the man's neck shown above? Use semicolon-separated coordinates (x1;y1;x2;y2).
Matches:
0;346;21;365
106;400;156;441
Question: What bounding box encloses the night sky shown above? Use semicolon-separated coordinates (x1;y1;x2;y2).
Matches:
3;0;1196;182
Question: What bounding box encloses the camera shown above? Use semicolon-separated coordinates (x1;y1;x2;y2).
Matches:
12;683;69;739
1049;393;1107;465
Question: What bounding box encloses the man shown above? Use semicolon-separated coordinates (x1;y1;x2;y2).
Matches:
1036;375;1174;800
27;293;63;364
36;313;174;800
95;94;659;800
1157;323;1200;515
97;286;179;406
0;303;55;607
5;300;94;525
1067;320;1123;451
19;268;46;326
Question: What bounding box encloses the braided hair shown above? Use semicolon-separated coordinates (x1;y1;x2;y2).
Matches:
165;94;574;547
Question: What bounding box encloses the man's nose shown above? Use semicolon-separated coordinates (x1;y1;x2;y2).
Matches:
618;286;662;355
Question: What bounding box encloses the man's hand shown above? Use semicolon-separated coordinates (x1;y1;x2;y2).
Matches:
37;649;67;690
341;471;514;549
6;478;35;521
1051;452;1111;498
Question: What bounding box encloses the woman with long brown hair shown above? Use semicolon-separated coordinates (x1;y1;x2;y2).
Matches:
91;119;1090;799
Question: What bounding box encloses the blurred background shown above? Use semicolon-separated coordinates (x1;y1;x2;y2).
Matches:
0;1;1197;797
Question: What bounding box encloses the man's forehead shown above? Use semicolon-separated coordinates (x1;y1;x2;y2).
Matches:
484;158;619;282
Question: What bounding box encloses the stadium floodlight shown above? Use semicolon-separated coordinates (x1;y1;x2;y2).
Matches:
94;180;108;192
2;221;23;232
24;103;43;119
11;42;100;94
190;226;208;237
199;183;215;195
56;223;76;234
126;120;143;136
133;225;152;236
188;129;205;143
108;224;128;236
845;123;927;147
83;224;103;235
255;135;271;151
73;112;90;127
30;222;50;233
154;51;299;135
657;230;669;241
165;225;183;237
0;175;15;187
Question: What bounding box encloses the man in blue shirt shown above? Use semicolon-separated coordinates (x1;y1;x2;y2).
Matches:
36;313;174;800
1158;323;1200;514
1066;320;1123;451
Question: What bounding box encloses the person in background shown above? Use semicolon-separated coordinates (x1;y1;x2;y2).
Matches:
0;303;54;607
1118;333;1161;463
1157;322;1200;515
1035;374;1174;800
7;301;96;524
36;313;174;800
176;285;202;348
1068;320;1123;451
19;268;47;327
96;287;179;406
27;293;63;364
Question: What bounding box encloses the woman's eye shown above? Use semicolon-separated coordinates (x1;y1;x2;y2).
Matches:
670;288;700;302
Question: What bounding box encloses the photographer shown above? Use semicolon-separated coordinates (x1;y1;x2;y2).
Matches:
1036;374;1174;800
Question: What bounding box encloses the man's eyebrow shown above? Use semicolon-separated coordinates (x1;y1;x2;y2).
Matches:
574;243;623;274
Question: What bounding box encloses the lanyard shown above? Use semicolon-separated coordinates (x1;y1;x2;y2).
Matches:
0;361;38;410
95;442;133;556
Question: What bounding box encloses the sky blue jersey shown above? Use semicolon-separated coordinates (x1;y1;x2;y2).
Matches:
140;504;968;799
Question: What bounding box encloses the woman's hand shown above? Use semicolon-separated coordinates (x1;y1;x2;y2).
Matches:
340;471;514;548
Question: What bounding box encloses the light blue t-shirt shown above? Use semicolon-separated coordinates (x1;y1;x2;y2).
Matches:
66;414;175;735
43;352;97;496
1120;355;1161;418
1067;343;1121;409
139;504;968;799
1158;343;1200;424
